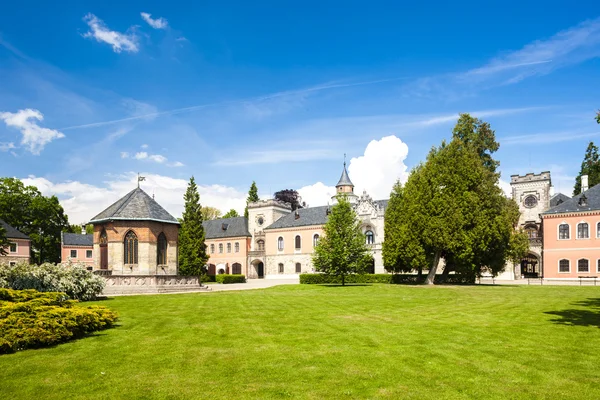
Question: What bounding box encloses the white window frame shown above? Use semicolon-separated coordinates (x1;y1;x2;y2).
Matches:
577;258;590;274
234;242;239;253
70;249;77;258
576;221;590;240
597;259;600;273
557;222;570;240
218;243;223;254
597;222;600;238
365;230;375;245
312;233;320;248
86;249;93;258
227;243;231;253
294;235;301;253
277;237;284;252
9;242;17;253
558;259;570;274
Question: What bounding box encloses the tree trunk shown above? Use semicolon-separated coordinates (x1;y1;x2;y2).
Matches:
417;266;423;280
440;263;453;284
426;251;441;285
342;274;345;286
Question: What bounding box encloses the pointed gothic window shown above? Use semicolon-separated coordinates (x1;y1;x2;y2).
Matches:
558;224;570;240
100;229;108;244
577;223;589;239
124;231;138;264
366;230;375;245
157;233;167;265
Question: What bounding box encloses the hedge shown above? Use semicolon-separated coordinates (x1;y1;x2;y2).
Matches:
215;274;246;284
0;288;118;354
203;274;217;283
299;273;475;285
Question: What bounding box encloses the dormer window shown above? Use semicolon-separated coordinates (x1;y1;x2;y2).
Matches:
579;194;588;207
222;223;229;231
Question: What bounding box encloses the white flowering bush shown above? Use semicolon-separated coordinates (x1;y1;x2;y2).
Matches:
0;262;105;301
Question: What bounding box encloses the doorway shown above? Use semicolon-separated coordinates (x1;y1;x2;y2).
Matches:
257;262;264;278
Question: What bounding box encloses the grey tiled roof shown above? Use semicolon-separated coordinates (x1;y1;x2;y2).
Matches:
0;219;29;240
90;188;179;225
542;184;600;215
265;206;330;230
62;233;93;246
373;199;388;211
336;163;354;187
203;217;250;239
549;193;571;208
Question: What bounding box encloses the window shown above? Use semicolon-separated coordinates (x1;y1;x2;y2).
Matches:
313;234;320;247
235;242;240;253
257;240;265;251
525;226;538;239
278;263;284;273
9;243;17;253
524;195;538;208
559;259;570;273
9;261;16;267
124;231;138;264
558;224;570;240
597;222;600;238
295;263;301;273
577;223;589;239
232;263;242;275
366;230;375;245
219;243;223;253
227;243;232;253
578;259;589;273
210;244;215;254
70;249;77;258
597;259;600;273
277;237;284;251
100;229;108;245
86;250;93;258
295;235;301;250
157;232;167;265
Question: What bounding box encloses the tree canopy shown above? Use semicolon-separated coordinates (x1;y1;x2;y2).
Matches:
178;177;209;277
201;206;222;220
0;224;8;256
312;196;371;286
244;181;259;218
573;142;600;195
274;189;305;211
452;113;500;173
0;177;71;263
596;110;599;124
222;209;239;218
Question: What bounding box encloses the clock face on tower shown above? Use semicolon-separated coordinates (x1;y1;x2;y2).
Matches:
257;216;264;226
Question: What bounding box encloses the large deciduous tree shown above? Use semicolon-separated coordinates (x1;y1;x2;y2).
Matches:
201;206;222;220
178;177;209;277
222;209;239;218
452;113;499;173
0;177;70;263
274;189;305;211
244;181;259;218
312;196;371;286
0;224;8;256
573;142;600;195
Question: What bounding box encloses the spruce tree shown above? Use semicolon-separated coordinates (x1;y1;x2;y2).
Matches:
312;196;371;286
244;181;259;218
573;142;600;195
596;110;599;124
178;176;209;277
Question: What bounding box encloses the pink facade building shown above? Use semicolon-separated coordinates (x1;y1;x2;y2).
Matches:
61;232;94;268
0;219;31;265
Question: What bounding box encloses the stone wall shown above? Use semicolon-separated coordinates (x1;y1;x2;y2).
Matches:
101;274;208;295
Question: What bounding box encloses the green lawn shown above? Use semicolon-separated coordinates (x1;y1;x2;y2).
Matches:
1;284;600;399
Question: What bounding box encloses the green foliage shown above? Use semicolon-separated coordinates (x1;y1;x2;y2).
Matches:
299;273;475;284
0;262;105;301
244;181;259;218
0;177;71;263
0;288;117;354
215;274;246;284
596;110;600;124
201;206;222;220
452;113;500;173
203;274;217;282
0;224;8;256
178;177;209;276
312;196;371;285
573;142;600;195
222;209;240;218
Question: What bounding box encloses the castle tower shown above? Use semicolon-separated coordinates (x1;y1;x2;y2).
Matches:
331;160;358;204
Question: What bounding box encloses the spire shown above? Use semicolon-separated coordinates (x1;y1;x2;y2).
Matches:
336;157;354;188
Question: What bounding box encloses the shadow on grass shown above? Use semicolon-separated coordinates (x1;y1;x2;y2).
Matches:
545;298;600;328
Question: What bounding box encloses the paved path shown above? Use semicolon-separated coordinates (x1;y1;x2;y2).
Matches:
478;278;600;286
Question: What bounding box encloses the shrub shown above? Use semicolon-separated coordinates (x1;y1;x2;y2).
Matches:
203;274;217;283
215;274;246;284
0;288;118;354
299;273;474;285
0;262;105;301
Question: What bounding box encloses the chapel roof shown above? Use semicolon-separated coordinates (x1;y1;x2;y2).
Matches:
336;163;354;187
61;232;93;247
89;187;179;225
542;184;600;215
549;193;571;208
203;217;250;239
0;219;30;240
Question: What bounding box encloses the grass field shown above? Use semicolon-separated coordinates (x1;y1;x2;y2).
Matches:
1;284;600;399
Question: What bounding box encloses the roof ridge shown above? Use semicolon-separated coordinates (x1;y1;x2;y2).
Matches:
111;188;139;217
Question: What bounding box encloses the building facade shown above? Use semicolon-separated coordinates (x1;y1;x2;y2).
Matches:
61;232;94;268
0;219;30;266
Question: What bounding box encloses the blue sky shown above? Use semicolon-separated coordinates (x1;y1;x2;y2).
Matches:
1;2;599;223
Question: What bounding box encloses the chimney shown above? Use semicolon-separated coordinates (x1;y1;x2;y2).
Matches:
549;185;555;197
582;175;589;193
81;224;86;235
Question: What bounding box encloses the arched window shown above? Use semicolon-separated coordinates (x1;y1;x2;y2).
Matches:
100;229;108;244
210;244;215;254
597;259;600;273
277;237;284;251
295;263;301;273
219;243;223;253
257;240;265;251
313;234;320;247
232;263;242;275
558;224;570;240
295;235;301;250
559;259;570;273
227;243;232;253
124;231;138;264
235;242;240;253
278;263;284;273
578;259;589;273
577;223;589;239
157;233;167;265
597;222;600;238
366;230;375;245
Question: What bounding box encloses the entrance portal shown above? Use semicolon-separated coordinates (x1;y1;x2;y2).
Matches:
257;262;264;278
520;254;540;278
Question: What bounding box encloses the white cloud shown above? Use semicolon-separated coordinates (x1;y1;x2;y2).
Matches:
82;13;138;53
141;143;148;149
21;173;247;224
134;151;148;160
0;142;15;152
298;182;336;208
132;151;173;165
498;179;512;197
120;152;129;159
0;109;65;154
140;12;168;29
168;161;185;167
148;154;167;163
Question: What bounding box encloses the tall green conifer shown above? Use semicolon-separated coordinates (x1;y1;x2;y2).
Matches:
573;142;600;195
178;176;208;276
244;181;259;218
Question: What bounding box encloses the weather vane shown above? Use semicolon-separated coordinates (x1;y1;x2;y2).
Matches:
137;173;146;188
